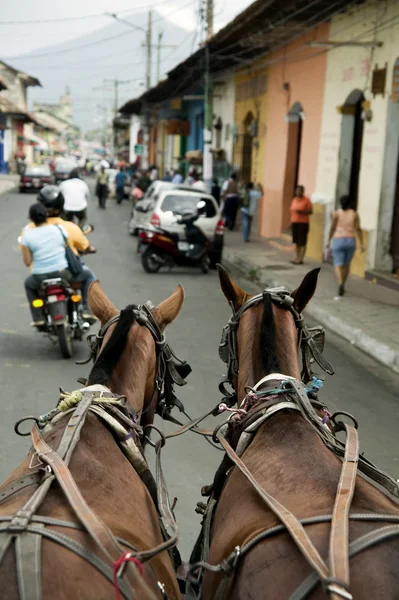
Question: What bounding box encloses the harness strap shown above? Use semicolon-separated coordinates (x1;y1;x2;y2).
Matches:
289;524;399;600
0;523;133;600
57;392;96;463
0;473;43;504
217;434;330;581
0;532;13;563
328;425;358;600
30;426;144;596
15;524;44;600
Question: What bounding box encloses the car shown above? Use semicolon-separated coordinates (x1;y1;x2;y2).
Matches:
54;160;76;183
129;185;224;267
128;181;204;233
19;165;54;193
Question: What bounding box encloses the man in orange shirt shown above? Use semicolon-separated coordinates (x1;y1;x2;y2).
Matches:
290;185;313;265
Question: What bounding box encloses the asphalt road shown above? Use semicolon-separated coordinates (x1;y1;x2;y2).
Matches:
1;184;398;561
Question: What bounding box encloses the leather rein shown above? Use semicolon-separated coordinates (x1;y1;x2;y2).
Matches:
0;301;192;600
187;289;399;600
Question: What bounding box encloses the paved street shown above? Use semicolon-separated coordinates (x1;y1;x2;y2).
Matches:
1;186;399;560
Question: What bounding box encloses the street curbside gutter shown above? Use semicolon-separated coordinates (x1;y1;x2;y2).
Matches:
223;247;399;375
0;178;18;197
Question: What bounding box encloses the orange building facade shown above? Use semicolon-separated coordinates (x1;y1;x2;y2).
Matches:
261;23;330;241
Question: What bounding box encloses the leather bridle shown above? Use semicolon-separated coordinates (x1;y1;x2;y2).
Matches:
218;286;334;396
0;301;191;600
79;300;191;421
187;289;399;600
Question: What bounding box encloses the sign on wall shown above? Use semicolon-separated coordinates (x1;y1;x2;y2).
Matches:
371;63;387;97
392;58;399;102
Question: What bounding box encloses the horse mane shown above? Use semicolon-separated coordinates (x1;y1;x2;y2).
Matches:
87;305;137;386
260;293;280;374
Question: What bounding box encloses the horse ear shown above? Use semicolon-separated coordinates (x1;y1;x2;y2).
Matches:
155;284;185;329
88;281;119;326
217;263;250;311
291;268;320;314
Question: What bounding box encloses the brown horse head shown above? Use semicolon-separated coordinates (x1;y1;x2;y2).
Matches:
217;265;319;402
87;280;185;423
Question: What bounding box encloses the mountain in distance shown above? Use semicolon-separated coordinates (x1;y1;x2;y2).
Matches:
12;11;197;130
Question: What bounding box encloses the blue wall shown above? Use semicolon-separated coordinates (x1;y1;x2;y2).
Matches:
184;99;204;152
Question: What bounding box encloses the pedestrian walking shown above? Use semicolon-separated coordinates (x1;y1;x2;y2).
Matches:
222;172;239;231
327;194;365;297
172;170;183;184
192;175;208;192
96;166;109;209
290;185;312;264
162;170;173;182
184;167;196;185
150;164;158;182
115;166;127;205
240;182;262;242
211;178;221;205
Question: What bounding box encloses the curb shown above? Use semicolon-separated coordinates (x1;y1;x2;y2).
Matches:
223;248;399;375
0;181;18;197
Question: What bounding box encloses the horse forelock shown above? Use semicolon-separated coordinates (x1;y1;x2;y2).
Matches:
260;294;281;374
87;305;137;386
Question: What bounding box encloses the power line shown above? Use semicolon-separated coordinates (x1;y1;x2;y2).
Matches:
0;0;178;25
4;0;196;62
4;29;134;60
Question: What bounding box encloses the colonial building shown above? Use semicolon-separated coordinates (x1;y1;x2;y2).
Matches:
233;59;268;186
314;0;399;281
0;61;41;173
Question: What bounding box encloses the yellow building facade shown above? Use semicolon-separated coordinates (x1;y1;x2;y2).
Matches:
233;59;268;188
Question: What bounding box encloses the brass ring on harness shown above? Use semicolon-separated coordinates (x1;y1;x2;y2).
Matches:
14;416;40;437
143;424;166;448
331;411;359;433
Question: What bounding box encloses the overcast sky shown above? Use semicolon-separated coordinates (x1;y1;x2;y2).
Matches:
0;0;252;57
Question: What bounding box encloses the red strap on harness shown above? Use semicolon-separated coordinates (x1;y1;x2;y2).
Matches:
113;551;144;600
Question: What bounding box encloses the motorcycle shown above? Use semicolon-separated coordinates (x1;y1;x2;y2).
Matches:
18;234;96;359
138;204;211;274
31;277;91;358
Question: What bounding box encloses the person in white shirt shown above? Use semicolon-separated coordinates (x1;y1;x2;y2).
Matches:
59;169;89;228
192;176;208;192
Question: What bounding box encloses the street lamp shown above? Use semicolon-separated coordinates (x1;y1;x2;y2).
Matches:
105;12;147;34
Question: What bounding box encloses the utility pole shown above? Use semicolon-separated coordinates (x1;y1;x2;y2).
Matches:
155;32;177;84
103;78;133;156
146;9;153;91
142;9;152;170
157;32;163;84
203;0;214;192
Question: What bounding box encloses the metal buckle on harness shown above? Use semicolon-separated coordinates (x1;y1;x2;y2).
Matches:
157;581;168;599
324;579;353;600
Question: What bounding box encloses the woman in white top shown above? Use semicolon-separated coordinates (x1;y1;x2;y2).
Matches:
327;194;364;297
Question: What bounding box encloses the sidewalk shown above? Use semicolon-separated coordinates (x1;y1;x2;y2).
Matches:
223;231;399;375
0;175;19;196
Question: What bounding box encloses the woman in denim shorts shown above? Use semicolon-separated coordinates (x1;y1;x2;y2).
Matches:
327;194;365;297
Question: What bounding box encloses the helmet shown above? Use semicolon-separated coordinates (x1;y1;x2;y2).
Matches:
37;185;64;212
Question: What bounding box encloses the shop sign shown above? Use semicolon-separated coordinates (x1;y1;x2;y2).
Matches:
371;63;387;97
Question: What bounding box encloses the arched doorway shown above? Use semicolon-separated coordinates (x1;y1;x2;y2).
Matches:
336;89;365;208
282;102;304;230
241;111;255;184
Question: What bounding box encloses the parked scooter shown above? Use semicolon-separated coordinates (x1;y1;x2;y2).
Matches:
138;203;210;274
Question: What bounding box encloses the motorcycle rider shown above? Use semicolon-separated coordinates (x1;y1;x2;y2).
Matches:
21;203;71;326
21;185;97;320
59;168;89;228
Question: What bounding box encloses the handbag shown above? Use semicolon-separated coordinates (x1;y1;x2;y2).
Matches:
57;225;83;277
